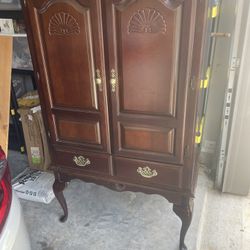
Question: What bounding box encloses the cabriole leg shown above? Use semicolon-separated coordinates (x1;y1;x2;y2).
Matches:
173;197;194;250
53;173;68;222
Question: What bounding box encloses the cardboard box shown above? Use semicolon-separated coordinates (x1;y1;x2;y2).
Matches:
18;106;51;171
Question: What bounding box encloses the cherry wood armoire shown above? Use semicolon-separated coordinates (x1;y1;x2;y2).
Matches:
22;0;208;249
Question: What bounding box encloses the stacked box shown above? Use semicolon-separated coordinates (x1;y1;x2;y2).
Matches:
18;106;51;171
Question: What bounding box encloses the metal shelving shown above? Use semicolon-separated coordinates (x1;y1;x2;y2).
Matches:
0;9;36;153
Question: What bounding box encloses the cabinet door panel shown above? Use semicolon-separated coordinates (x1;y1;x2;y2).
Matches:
105;0;196;163
55;113;101;146
42;5;97;110
120;5;180;116
24;0;110;152
120;123;175;160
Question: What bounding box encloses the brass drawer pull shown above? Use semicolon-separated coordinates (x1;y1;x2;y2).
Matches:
110;69;117;92
73;156;91;167
137;166;158;178
95;69;103;91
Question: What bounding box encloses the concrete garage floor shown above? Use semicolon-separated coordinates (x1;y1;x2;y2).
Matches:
9;151;250;250
199;187;250;250
8;150;28;179
19;170;209;250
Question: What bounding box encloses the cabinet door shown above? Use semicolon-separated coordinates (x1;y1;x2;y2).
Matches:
23;0;110;152
105;0;196;164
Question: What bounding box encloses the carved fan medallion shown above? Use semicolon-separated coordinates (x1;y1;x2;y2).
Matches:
128;8;167;34
49;12;80;36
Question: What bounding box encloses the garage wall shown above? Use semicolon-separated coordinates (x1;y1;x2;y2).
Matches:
199;0;238;172
222;0;250;195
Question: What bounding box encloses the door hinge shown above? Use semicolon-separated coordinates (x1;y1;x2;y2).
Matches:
47;131;51;138
110;69;117;93
190;76;196;90
36;71;40;80
95;69;103;92
184;145;190;158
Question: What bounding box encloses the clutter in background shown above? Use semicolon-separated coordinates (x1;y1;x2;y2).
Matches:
17;90;50;170
0;18;14;34
13;169;55;204
0;0;21;11
17;90;39;108
0;18;32;69
18;105;51;171
13;37;33;70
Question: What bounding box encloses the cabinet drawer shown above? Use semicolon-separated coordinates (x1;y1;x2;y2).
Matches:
113;157;183;189
53;148;110;175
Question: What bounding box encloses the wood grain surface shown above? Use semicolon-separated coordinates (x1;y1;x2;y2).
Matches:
0;36;13;154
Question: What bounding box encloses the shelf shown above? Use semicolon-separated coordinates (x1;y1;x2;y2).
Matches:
0;10;23;19
12;68;33;74
0;33;26;37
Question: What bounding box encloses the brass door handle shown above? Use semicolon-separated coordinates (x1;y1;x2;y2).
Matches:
137;166;158;178
95;69;103;91
110;69;117;93
73;156;91;167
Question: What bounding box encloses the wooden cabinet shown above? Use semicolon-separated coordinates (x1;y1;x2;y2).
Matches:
22;0;208;249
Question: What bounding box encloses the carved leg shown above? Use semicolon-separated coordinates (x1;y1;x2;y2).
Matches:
53;175;68;222
173;197;194;250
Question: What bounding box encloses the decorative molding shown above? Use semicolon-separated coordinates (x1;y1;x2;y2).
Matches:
38;0;88;14
113;0;137;11
113;0;184;11
128;8;167;34
49;12;80;36
159;0;184;10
